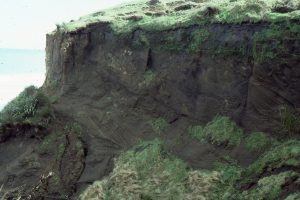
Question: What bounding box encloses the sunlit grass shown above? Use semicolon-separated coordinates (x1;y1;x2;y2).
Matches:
55;0;300;34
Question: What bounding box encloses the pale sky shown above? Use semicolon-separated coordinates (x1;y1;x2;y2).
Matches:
0;0;132;49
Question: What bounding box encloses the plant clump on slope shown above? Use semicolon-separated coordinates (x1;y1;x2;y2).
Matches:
0;86;51;125
245;139;300;177
189;115;244;147
80;139;222;200
241;171;300;200
244;132;278;152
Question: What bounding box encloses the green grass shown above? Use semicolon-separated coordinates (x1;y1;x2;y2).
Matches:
285;193;300;200
80;139;223;200
149;117;169;134
245;140;300;177
214;158;243;184
79;137;300;199
189;115;244;147
253;23;300;63
242;171;300;200
245;132;278;152
141;70;157;86
0;86;50;125
189;28;210;52
279;105;300;135
55;0;300;34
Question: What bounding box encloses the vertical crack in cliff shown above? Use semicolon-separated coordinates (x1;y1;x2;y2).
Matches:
146;48;153;71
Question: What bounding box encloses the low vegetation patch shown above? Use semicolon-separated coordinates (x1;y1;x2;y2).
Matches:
189;115;244;147
245;132;278;152
0;86;51;125
80;139;222;200
79;136;300;199
285;193;300;200
253;23;300;63
279;105;300;135
242;171;300;200
149;117;169;134
245;140;300;177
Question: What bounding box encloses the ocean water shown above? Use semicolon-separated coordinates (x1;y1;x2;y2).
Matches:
0;48;45;110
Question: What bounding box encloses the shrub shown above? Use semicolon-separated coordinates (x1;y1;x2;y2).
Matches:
0;86;50;125
190;115;244;147
245;132;278;152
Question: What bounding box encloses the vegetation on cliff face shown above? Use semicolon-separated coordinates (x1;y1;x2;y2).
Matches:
0;86;51;126
80;116;300;200
80;139;222;200
2;0;299;199
189;115;244;147
55;0;300;34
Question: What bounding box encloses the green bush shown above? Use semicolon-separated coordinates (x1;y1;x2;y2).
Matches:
245;132;278;152
0;86;49;125
190;115;244;147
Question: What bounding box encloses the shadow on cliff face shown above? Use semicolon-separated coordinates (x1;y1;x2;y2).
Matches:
0;115;87;200
0;87;86;199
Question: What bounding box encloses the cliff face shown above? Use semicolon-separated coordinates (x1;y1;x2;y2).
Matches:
42;20;300;195
1;1;300;198
45;22;300;133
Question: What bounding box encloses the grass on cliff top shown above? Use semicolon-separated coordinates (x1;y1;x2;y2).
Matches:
56;0;300;34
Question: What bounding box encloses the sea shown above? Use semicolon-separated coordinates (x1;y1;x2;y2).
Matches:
0;48;46;110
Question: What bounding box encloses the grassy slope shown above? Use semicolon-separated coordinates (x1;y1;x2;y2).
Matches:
80;117;300;200
56;0;300;34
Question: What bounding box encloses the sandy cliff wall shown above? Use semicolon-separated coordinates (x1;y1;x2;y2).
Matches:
45;21;300;133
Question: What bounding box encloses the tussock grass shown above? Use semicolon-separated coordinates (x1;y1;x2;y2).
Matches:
55;0;300;34
0;86;51;125
80;139;222;200
245;140;300;177
242;171;300;200
79;136;300;199
149;117;169;134
189;115;244;147
245;132;278;152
